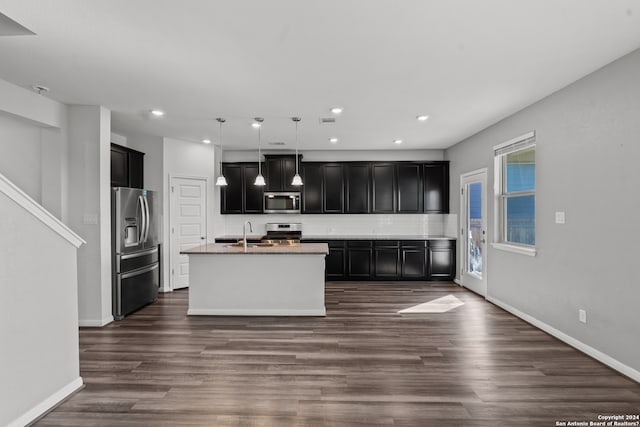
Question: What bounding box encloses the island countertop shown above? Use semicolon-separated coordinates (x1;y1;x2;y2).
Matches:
181;243;329;255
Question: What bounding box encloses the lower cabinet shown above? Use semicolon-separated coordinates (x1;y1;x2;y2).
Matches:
427;240;456;280
347;241;373;279
310;238;455;281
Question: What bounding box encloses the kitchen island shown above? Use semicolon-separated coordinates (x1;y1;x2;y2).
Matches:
181;243;329;316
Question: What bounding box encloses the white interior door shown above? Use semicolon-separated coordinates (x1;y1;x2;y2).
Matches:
460;169;488;297
170;177;207;290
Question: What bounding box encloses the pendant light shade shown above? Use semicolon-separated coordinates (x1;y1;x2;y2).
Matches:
215;118;227;186
291;117;303;186
254;117;266;186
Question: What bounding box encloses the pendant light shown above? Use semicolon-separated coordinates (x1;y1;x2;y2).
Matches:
215;118;228;186
253;117;266;186
291;117;303;186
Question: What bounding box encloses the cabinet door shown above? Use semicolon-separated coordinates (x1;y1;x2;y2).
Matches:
221;164;243;213
282;157;298;192
110;145;129;187
243;164;264;213
323;164;344;213
397;164;423;213
424;163;449;213
128;151;144;189
347;241;372;279
326;242;346;280
427;240;455;280
345;164;371;213
374;242;400;279
265;157;283;191
401;244;427;279
372;163;396;213
302;163;323;213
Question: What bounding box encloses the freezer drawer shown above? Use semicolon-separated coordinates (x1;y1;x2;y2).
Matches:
113;263;159;320
116;247;159;273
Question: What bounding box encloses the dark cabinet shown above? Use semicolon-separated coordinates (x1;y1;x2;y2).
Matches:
345;164;371;213
265;155;299;192
373;241;400;279
243;164;264;213
372;164;396;213
401;241;427;279
110;143;144;188
424;163;449;213
220;163;264;214
427;240;456;280
397;164;423;213
325;240;346;280
347;240;372;279
304;238;455;281
301;163;323;213
323;163;345;213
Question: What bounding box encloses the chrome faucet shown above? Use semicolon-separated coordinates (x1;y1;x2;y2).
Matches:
243;221;253;252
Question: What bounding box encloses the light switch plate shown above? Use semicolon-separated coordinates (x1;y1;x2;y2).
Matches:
579;309;587;324
83;213;98;225
555;211;566;224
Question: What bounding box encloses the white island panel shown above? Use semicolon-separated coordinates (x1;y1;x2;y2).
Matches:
187;252;326;316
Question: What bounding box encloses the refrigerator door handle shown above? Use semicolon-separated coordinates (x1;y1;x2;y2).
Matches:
121;263;158;279
144;195;151;242
138;195;146;243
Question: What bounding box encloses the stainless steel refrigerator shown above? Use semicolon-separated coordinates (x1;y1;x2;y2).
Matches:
111;187;161;320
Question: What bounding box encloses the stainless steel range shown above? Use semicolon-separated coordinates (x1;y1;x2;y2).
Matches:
262;223;302;246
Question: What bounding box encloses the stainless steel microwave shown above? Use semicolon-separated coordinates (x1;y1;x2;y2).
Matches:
264;192;300;214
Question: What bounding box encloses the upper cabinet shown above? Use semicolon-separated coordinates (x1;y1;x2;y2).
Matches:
220;163;264;214
221;160;449;215
423;163;449;213
345;163;371;213
110;143;144;189
396;163;423;213
264;155;300;192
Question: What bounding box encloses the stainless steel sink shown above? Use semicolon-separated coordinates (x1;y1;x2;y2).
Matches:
224;242;275;248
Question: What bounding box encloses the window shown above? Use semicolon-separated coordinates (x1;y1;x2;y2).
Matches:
494;132;536;254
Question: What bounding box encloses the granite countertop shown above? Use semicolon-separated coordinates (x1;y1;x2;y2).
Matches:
182;243;329;255
301;235;457;240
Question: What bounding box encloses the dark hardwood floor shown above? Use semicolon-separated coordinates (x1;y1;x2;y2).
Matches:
35;282;639;426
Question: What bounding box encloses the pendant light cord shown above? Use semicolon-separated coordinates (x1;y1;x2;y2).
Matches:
295;120;299;175
258;125;262;175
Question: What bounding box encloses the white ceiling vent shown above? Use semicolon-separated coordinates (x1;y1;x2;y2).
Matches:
268;141;285;146
319;117;336;124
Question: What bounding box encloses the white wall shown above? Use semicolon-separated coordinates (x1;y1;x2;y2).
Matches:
0;113;43;201
445;48;640;378
223;148;444;163
0;191;82;427
68;106;113;326
162;137;217;291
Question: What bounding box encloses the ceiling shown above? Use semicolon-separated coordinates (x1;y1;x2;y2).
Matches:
1;1;639;151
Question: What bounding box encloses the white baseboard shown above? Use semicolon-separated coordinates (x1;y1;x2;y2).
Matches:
187;308;326;316
8;376;83;427
487;296;640;383
78;315;113;327
453;278;463;286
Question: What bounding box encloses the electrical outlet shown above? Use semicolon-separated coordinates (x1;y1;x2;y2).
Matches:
555;211;566;224
578;309;587;324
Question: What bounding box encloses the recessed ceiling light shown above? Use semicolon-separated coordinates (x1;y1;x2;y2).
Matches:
416;115;429;121
202;139;211;144
150;109;165;117
394;139;403;145
329;137;339;144
330;107;343;115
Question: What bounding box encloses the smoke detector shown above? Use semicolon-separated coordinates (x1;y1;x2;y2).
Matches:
31;85;50;95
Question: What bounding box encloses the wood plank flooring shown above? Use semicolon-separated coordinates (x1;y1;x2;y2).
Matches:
35;282;640;426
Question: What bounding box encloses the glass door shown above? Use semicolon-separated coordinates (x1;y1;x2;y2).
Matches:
460;169;487;296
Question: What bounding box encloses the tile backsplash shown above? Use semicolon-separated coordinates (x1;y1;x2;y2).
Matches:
221;214;458;237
